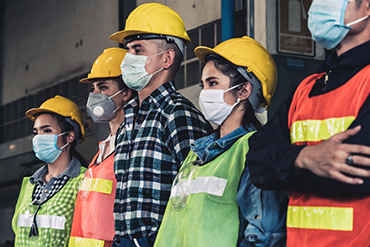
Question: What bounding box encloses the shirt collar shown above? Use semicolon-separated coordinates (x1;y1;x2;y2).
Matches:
96;134;116;164
191;125;256;162
148;81;177;108
317;40;370;73
30;156;81;184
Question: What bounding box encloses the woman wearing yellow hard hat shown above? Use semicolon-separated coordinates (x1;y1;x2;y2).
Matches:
11;95;87;247
69;48;136;247
154;36;288;247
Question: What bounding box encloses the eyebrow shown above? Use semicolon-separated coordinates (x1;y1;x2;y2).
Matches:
129;43;144;50
205;76;219;82
95;81;109;87
33;125;53;131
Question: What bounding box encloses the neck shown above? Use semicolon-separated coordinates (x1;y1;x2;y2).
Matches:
219;106;243;139
138;71;173;106
109;105;125;136
44;150;71;183
336;25;370;56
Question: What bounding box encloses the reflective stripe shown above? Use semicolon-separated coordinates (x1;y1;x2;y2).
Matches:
17;210;66;230
170;176;228;198
287;206;353;231
290;117;355;143
69;236;105;247
79;178;113;194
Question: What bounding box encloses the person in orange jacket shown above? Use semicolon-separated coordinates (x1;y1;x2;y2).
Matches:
68;48;136;247
247;0;370;246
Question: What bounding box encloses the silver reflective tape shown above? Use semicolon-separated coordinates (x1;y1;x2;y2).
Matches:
171;176;228;198
17;210;66;230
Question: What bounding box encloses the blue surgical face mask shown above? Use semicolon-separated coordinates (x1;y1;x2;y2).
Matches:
308;0;369;50
120;51;166;91
32;132;69;164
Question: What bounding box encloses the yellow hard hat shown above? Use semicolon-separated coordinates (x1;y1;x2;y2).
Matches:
110;3;191;46
26;95;85;143
80;47;127;83
194;36;277;110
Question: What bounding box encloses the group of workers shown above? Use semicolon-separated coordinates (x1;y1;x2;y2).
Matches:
10;0;370;246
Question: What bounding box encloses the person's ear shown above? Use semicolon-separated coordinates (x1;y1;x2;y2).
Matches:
163;49;176;69
121;88;133;103
238;82;252;101
66;131;75;144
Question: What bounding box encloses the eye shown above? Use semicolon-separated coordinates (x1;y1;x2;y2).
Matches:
90;86;95;92
33;131;38;136
44;129;52;134
99;86;108;92
135;48;143;54
199;82;204;89
209;81;217;87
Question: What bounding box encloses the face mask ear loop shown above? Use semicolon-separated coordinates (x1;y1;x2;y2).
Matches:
109;88;127;113
224;82;245;93
108;88;125;100
147;50;167;75
57;132;70;151
60;142;69;150
232;98;241;107
347;15;369;26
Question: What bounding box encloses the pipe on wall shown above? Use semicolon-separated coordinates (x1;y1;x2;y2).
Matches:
221;0;235;41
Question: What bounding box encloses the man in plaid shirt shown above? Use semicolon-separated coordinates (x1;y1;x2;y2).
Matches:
109;3;213;246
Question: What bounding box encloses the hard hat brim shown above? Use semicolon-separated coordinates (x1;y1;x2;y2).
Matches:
79;75;120;83
25;108;86;143
194;46;240;67
110;30;191;46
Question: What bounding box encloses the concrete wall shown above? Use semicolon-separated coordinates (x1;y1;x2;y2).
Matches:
3;0;119;104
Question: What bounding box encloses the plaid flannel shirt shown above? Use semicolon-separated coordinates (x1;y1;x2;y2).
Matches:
114;81;213;239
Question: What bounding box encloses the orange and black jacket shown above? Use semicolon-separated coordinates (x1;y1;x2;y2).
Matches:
248;40;370;195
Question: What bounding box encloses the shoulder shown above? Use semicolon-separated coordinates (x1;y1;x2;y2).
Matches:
164;92;210;126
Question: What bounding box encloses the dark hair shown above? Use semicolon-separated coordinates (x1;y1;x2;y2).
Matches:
356;0;363;9
37;112;88;167
206;55;262;130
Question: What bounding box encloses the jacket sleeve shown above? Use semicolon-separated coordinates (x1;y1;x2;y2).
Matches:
247;93;306;190
297;95;370;195
248;92;370;195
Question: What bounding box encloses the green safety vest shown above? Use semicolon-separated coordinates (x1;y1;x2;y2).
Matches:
155;132;254;247
12;166;86;247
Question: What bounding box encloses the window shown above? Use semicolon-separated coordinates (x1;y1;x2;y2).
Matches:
175;8;247;89
0;73;89;144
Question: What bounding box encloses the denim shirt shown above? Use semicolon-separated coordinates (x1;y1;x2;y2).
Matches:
190;125;256;162
237;167;288;246
191;125;288;247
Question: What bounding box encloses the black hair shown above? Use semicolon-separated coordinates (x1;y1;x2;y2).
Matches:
206;55;262;130
356;0;363;9
36;112;88;167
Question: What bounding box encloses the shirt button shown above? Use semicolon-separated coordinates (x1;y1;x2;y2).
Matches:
44;189;47;192
254;215;259;219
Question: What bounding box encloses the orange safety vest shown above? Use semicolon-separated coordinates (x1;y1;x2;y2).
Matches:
286;65;370;246
69;150;117;247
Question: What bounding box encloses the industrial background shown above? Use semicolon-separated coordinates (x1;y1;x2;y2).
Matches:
0;0;323;245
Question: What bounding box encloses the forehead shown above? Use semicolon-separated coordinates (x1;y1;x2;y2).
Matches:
126;39;159;50
33;113;58;127
91;79;117;87
202;61;221;75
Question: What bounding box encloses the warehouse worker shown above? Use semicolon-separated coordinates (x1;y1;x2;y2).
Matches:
247;0;370;245
69;48;135;247
12;95;87;247
154;36;288;247
109;3;213;246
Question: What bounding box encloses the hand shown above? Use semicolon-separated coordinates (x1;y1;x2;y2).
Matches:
294;126;370;185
